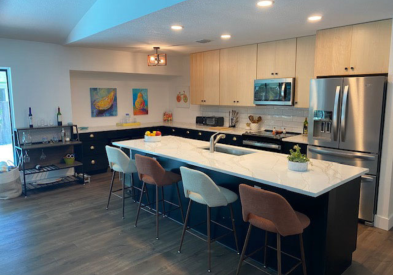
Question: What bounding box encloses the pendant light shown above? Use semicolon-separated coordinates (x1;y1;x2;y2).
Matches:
147;47;167;66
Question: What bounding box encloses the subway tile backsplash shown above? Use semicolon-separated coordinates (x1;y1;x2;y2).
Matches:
201;106;309;133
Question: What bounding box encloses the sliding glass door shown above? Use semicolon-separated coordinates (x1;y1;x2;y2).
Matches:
0;69;14;163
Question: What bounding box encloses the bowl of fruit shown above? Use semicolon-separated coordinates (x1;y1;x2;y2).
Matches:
144;130;162;142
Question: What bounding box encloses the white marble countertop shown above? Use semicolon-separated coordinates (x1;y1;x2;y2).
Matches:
282;134;309;145
78;122;246;135
113;136;368;197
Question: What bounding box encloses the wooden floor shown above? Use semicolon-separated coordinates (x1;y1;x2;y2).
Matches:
0;172;392;275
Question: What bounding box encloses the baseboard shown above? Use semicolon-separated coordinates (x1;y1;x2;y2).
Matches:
374;214;393;230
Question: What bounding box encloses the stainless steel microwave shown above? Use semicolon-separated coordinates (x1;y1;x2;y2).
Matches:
254;78;295;106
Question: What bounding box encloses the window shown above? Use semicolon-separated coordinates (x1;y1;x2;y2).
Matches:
0;69;14;163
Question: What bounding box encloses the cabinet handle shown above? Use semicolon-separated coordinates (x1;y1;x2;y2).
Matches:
345;67;348;71
90;146;95;150
198;132;202;136
172;129;175;132
275;73;278;75
201;100;203;102
186;131;190;134
90;134;94;138
351;67;354;70
237;101;239;103
91;160;95;165
295;101;298;105
271;73;274;75
233;101;236;103
233;137;237;141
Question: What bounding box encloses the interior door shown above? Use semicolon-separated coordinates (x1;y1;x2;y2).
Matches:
308;78;343;148
339;76;386;153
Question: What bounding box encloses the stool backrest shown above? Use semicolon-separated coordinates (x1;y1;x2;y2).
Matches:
105;146;136;174
180;167;228;207
239;184;303;236
135;154;165;183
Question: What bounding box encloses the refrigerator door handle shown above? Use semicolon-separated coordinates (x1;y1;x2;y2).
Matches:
361;175;375;182
341;85;349;142
308;146;376;161
332;86;341;141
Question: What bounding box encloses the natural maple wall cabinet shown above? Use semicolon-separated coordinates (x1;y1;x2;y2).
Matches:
314;19;392;77
295;36;316;109
257;38;296;79
190;50;220;105
220;44;257;106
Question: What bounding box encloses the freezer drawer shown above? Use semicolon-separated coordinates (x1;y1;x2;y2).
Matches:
359;175;377;222
307;146;379;175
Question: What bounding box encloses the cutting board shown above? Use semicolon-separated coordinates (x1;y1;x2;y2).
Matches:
208;127;231;131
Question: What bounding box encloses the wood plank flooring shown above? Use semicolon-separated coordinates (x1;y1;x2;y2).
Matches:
0;172;392;275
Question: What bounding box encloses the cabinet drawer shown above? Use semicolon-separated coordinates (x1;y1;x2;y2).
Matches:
83;141;107;156
79;132;107;141
83;155;108;173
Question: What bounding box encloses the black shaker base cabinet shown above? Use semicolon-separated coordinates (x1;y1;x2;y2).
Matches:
129;152;361;275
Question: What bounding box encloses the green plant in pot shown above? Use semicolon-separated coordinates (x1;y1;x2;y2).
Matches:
287;145;310;172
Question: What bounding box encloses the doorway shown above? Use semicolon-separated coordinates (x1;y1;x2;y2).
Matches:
0;69;14;163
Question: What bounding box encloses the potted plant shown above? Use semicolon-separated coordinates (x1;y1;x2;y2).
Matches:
287;145;310;172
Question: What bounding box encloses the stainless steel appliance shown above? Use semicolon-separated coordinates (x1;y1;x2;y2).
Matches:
196;116;224;127
242;130;298;152
307;76;387;225
254;78;295;106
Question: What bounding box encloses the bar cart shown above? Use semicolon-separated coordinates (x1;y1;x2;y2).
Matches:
14;125;84;197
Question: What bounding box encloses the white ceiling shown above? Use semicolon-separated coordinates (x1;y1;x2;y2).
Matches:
1;0;393;54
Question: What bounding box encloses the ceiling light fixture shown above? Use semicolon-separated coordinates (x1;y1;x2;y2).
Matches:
147;47;167;66
308;15;322;22
221;34;231;39
171;25;183;30
257;1;274;7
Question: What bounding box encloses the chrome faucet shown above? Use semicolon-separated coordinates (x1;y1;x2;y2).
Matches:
210;133;226;153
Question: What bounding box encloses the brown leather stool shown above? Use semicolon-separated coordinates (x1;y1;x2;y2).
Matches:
236;184;310;275
134;154;185;239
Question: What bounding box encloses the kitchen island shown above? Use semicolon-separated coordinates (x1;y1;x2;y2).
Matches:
113;136;368;275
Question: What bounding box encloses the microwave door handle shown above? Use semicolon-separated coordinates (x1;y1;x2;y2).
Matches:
281;83;285;101
332;86;341;141
340;85;349;142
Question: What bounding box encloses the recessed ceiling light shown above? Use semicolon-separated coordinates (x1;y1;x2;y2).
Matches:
221;34;231;39
257;1;274;7
308;15;322;22
171;25;183;30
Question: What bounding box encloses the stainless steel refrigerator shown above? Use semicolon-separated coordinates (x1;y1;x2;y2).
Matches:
307;76;387;225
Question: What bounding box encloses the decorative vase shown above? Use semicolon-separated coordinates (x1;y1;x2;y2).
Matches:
250;123;260;132
288;161;308;172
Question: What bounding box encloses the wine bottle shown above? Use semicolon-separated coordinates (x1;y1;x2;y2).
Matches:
28;107;33;128
57;107;62;126
303;117;308;135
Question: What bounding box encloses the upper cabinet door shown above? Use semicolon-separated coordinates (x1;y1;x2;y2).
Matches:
274;38;296;78
314;26;353;77
257;41;276;79
220;47;238;105
295;36;316;109
190;53;204;105
203;50;220;105
236;44;257;106
350;20;392;75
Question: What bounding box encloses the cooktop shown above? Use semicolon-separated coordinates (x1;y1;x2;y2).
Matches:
242;130;299;140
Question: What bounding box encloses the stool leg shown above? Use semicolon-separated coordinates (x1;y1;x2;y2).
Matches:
161;186;166;217
300;234;307;275
207;206;211;273
277;233;282;275
144;185;151;210
106;171;116;210
264;231;268;268
229;204;240;254
134;182;146;228
236;223;252;275
122;173;125;219
156;185;159;240
130;173;136;202
176;182;185;223
178;200;192;253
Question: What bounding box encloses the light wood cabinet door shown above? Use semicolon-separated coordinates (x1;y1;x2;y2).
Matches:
257;41;276;79
203;50;220;105
295;36;316;109
220;47;238;105
275;38;296;78
314;26;353;77
236;44;257;106
350;19;392;75
190;53;204;105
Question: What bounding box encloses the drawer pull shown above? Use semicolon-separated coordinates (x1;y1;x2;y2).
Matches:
172;129;175;132
90;146;95;150
186;131;190;134
233;137;237;141
91;160;96;165
90;134;94;138
198;132;202;136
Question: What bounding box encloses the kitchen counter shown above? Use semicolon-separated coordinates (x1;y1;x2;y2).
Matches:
282;134;309;144
113;136;367;197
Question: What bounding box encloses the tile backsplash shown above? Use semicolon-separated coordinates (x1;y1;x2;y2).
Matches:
200;106;309;133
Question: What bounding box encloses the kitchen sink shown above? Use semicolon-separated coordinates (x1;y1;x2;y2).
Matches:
201;145;256;156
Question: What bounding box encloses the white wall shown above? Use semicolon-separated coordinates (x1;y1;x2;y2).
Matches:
70;71;174;126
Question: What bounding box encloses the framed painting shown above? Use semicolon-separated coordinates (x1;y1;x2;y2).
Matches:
175;86;190;108
90;88;118;117
132;88;148;115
